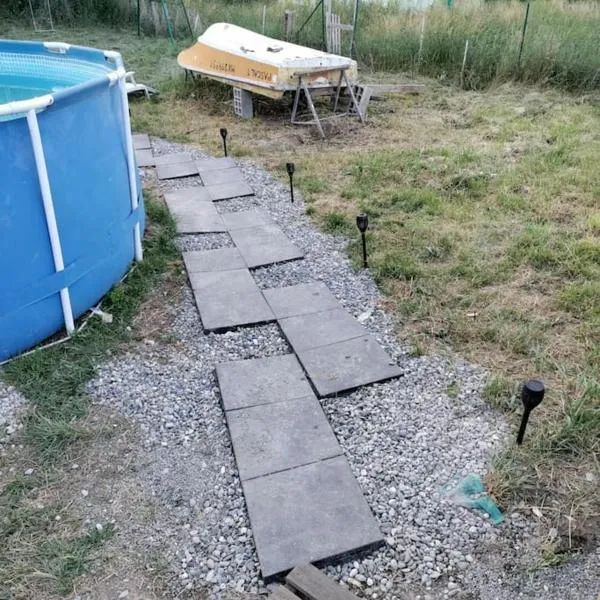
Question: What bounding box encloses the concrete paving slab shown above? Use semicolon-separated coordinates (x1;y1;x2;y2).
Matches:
206;181;254;201
164;186;211;204
243;456;383;580
279;308;366;352
296;335;403;397
189;268;274;332
183;248;246;273
216;354;313;411
156;161;199;180
229;224;303;268
263;282;340;319
132;133;151;150
200;167;245;187
220;209;273;231
163;196;225;233
154;152;193;166
135;149;155;167
226;395;341;481
196;157;236;172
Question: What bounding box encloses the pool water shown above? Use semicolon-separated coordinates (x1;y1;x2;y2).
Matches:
0;78;64;104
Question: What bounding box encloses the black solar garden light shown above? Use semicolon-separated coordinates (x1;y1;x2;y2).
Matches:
356;213;369;268
220;127;228;157
286;162;295;203
517;379;545;445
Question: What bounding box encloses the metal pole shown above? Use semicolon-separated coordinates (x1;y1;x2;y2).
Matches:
180;0;194;38
516;408;531;445
321;0;327;51
26;109;75;335
137;0;141;36
361;232;367;268
518;2;530;70
107;61;143;263
350;0;360;59
296;0;323;42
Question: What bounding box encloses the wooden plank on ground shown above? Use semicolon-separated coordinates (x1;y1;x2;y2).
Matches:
269;584;300;600
286;565;359;600
368;83;425;95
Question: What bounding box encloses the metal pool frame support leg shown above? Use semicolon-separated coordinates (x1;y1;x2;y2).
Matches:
26;109;75;335
106;56;144;263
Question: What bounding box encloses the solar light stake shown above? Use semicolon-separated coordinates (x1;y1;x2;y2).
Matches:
356;213;369;268
286;162;295;203
220;128;228;157
517;379;545;445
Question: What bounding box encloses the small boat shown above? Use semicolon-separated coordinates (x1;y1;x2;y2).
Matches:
177;23;358;99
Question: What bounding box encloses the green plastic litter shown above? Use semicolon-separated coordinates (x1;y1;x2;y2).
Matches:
443;473;505;525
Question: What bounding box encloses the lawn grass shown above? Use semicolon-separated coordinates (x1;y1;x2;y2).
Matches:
0;194;178;597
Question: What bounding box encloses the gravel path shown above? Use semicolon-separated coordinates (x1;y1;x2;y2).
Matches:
86;138;598;600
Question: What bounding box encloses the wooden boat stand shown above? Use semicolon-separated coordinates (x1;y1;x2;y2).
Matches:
291;68;364;139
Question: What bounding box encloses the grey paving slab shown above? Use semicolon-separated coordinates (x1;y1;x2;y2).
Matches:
229;224;303;268
216;354;313;411
163;196;225;233
243;455;383;579
279;308;366;352
132;133;151;150
154;152;193;166
196;157;236;172
164;186;211;204
296;335;403;397
205;181;254;201
226;395;342;481
200;167;245;187
156;161;199;180
263;282;340;319
183;248;246;273
135;149;155;167
220;209;273;231
189;268;274;332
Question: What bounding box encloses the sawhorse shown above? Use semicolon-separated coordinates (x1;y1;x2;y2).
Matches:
290;68;364;139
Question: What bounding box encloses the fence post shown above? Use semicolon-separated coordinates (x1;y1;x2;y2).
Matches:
417;13;426;72
460;39;469;89
284;10;296;42
518;1;530;70
262;5;266;34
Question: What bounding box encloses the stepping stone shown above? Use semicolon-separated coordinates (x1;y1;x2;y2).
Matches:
163;196;225;233
229;224;303;268
164;186;211;204
225;395;341;481
242;455;383;580
216;354;313;411
154;152;193;166
132;133;151;150
279;308;365;352
135;149;155;167
196;157;236;172
263;282;340;319
221;209;273;231
183;248;246;273
205;181;254;201
189;268;274;332
296;335;402;397
156;161;199;180
200;167;245;187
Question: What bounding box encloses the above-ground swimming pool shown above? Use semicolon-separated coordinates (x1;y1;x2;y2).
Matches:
0;40;144;362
